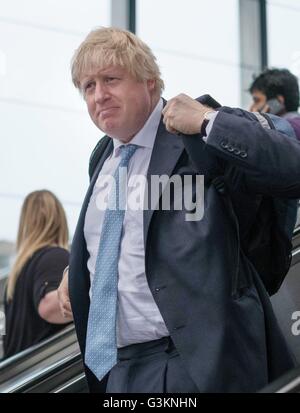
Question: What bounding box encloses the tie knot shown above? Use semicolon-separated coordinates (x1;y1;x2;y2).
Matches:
119;144;138;165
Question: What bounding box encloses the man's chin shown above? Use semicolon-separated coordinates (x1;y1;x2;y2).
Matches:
95;120;134;141
97;121;117;136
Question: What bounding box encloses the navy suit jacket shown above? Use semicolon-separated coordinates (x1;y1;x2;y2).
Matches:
69;103;300;393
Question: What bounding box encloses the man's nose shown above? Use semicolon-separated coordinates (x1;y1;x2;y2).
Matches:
94;82;109;103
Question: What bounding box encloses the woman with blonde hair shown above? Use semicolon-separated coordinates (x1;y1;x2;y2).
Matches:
3;190;71;358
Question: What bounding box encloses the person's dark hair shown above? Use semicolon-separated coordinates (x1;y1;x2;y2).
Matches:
249;68;300;112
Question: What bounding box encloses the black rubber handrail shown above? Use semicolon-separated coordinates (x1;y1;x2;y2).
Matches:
0;324;76;384
260;365;300;393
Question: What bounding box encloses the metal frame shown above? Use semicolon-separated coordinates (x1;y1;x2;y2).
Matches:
112;0;270;108
239;0;268;108
128;0;136;33
259;0;268;70
111;0;136;32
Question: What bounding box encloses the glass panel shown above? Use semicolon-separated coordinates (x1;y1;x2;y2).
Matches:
267;0;300;80
0;22;87;109
147;50;240;107
0;0;110;34
0;101;101;240
0;1;111;246
137;0;240;106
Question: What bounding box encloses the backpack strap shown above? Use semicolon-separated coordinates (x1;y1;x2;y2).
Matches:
252;111;274;130
254;111;297;140
88;136;111;181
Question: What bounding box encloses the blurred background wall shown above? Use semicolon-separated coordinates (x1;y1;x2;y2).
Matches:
0;0;299;270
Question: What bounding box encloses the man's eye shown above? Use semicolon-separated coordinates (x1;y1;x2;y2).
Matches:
84;82;94;92
106;77;117;83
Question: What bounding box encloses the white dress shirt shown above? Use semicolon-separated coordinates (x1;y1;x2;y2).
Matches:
84;98;170;348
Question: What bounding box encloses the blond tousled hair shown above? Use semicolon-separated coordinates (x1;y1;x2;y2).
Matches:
71;27;164;98
6;190;69;301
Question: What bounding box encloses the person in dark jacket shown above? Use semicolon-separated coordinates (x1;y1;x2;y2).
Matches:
249;68;300;141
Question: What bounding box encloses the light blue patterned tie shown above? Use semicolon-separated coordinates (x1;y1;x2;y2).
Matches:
85;144;138;380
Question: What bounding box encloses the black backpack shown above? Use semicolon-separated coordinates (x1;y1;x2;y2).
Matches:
88;100;297;296
209;109;297;296
194;96;297;295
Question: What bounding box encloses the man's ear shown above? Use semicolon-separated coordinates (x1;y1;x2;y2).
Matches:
277;95;285;105
147;79;156;92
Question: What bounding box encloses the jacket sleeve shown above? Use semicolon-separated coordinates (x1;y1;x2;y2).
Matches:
205;110;300;199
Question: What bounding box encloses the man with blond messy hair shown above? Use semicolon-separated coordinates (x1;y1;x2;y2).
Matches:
58;27;300;393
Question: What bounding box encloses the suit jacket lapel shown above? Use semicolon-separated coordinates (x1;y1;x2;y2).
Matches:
71;137;113;281
143;119;185;248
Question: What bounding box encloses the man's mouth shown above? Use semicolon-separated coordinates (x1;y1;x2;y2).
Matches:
99;107;119;119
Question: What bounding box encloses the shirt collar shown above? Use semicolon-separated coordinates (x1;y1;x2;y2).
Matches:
112;98;163;157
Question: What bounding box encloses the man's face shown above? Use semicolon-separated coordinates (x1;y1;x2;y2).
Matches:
250;89;267;112
80;66;156;142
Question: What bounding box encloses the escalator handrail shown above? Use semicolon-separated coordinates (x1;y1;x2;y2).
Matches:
292;244;300;266
1;346;82;393
53;373;86;393
260;366;300;393
292;246;300;257
293;224;300;239
0;323;75;367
